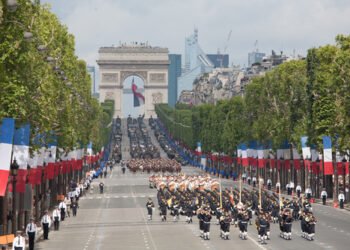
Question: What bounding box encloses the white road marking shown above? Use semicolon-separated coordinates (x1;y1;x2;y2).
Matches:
246;235;268;250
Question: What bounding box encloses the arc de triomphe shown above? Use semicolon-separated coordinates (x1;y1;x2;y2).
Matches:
97;44;169;118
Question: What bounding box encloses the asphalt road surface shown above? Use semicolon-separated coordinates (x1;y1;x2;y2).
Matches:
36;120;350;250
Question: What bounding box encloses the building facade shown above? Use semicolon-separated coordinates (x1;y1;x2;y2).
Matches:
177;29;214;99
248;51;266;67
168;54;182;108
87;65;97;97
206;54;229;68
97;44;169;118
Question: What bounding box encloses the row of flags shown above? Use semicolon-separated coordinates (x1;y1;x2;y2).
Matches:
0;118;104;197
196;136;349;176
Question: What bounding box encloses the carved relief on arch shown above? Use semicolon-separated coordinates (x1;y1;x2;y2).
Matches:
152;92;163;104
120;71;148;84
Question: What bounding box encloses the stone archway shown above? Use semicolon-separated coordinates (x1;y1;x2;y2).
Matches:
97;45;169;118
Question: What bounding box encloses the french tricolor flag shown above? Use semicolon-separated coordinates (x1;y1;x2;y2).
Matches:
36;147;45;184
0;118;15;196
241;143;248;167
323;136;333;175
131;78;145;107
301;136;311;170
45;137;57;180
257;144;265;168
87;142;93;164
12;124;31;193
28;151;38;186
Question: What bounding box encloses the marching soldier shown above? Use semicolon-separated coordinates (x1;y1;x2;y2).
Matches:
197;207;204;238
219;211;231;240
202;207;212;240
26;218;37;250
238;208;249;240
146;198;155;220
256;212;268;244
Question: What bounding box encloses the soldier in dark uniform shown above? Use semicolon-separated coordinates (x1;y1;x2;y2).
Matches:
220;210;232;240
238;208;249;240
146;198;155;220
280;208;293;240
202;207;212;240
160;198;167;221
256;212;268;244
197;207;205;238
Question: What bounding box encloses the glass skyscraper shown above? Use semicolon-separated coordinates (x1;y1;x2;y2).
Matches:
168;54;182;107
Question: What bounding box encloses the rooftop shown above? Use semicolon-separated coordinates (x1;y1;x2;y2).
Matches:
99;42;168;53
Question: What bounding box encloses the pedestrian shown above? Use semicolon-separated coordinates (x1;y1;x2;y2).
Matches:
59;200;67;221
296;185;302;198
52;206;61;230
146;198;155;220
338;191;345;209
12;231;25;250
276;182;281;194
65;195;71;217
25;218;37;250
247;176;251;186
321;188;327;205
252;176;257;188
286;183;291;195
267;178;272;190
242;172;247;183
99;182;104;194
41;211;51;240
71;198;79;216
289;181;295;195
305;187;312;200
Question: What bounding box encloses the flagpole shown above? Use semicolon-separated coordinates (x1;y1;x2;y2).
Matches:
259;175;262;209
219;175;223;208
278;171;282;209
239;174;242;204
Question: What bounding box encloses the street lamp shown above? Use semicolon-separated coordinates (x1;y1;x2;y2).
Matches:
23;31;33;41
37;44;47;52
10;159;19;234
6;0;18;12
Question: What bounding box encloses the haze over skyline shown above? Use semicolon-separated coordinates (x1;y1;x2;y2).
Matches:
42;0;350;67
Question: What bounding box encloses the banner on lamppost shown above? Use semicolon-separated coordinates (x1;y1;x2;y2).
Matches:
12;124;31;193
0;118;15;196
241;143;248;167
323;136;333;175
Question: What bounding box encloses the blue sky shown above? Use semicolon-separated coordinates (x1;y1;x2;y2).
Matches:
42;0;350;67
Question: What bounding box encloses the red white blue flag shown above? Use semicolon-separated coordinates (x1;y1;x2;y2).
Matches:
0;118;15;196
323;136;333;175
131;78;145;107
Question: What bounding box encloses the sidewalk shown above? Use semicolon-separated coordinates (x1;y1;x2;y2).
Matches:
31;188;93;247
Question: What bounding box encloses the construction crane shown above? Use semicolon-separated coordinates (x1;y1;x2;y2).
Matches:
218;30;232;68
254;40;259;52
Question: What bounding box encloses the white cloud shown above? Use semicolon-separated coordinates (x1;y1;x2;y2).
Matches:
42;0;350;67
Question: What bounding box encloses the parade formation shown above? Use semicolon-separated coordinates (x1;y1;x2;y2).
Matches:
127;159;181;173
148;174;318;245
